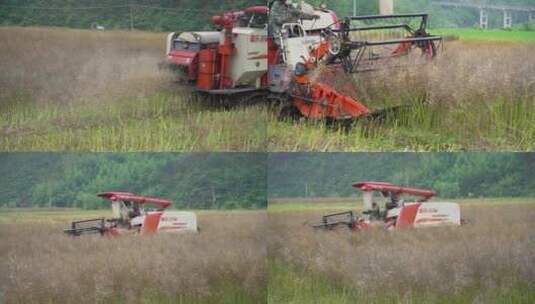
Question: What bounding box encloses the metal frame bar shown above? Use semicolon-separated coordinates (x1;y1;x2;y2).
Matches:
348;13;429;20
343;24;413;33
312;211;356;230
332;12;441;74
65;218;106;236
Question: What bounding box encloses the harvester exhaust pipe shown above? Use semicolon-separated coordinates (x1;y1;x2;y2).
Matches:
212;13;237;89
379;0;394;15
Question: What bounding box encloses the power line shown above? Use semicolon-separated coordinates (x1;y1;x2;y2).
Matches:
0;4;222;13
0;4;129;10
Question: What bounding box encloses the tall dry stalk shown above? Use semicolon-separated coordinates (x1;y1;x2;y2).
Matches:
0;211;267;303
0;27;172;105
268;205;535;297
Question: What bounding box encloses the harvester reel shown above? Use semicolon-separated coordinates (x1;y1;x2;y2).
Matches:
412;29;438;58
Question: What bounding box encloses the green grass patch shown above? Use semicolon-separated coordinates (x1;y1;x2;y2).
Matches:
268;96;535;152
140;281;265;304
268;202;358;213
268;197;535;213
435;28;535;43
0;90;268;152
270;260;535;304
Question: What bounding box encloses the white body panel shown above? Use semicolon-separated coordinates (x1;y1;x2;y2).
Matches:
414;202;461;227
111;201;122;219
280;23;321;68
179;31;220;44
227;27;268;87
166;32;176;55
300;10;338;31
386;207;400;219
131;215;144;227
362;191;373;210
157;211;198;233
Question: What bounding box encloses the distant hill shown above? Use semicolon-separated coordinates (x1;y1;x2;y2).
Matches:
0;153;267;209
0;0;264;31
1;1;534;31
267;154;535;199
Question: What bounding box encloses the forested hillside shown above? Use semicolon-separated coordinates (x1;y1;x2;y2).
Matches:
268;154;535;199
0;0;264;31
0;153;267;209
1;0;534;31
317;0;535;28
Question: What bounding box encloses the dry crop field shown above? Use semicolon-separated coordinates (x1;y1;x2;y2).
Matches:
1;27;534;152
268;40;535;151
268;201;535;303
0;209;267;304
0;27;268;151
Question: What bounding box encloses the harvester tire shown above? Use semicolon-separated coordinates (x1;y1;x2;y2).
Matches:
279;106;303;122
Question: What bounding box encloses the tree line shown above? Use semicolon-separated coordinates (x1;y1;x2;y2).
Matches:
1;153;533;208
0;153;267;209
267;153;535;199
1;1;534;31
0;0;264;31
302;0;535;29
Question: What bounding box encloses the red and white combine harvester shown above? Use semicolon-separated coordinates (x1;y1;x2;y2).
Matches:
313;182;462;231
164;2;442;121
64;192;198;237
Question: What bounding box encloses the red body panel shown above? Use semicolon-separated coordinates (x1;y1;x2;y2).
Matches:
168;50;199;80
396;203;421;228
218;15;236;89
245;6;268;14
142;212;163;235
197;49;217;90
353;182;436;202
104;227;121;237
98;192;172;209
293;81;370;119
289;40;371;120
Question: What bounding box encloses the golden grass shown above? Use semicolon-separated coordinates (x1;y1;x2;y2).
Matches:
0;27;269;151
0;211;267;303
267;41;535;151
268;203;535;301
0;27;166;103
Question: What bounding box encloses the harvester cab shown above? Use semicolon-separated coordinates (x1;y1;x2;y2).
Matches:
64;192;198;237
313;182;461;231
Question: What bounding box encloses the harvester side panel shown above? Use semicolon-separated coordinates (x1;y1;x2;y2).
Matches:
142;212;163;235
228;27;268;88
413;203;461;227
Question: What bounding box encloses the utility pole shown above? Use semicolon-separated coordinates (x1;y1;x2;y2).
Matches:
129;1;134;31
503;10;513;29
379;0;394;15
353;0;357;16
480;8;488;29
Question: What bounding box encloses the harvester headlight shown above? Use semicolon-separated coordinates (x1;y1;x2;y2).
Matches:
295;62;307;76
328;34;341;56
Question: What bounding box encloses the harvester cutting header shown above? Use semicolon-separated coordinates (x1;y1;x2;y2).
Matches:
164;1;442;121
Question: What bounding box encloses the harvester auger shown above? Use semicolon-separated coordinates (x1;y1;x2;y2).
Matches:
163;2;442;122
312;182;462;231
64;192;198;237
